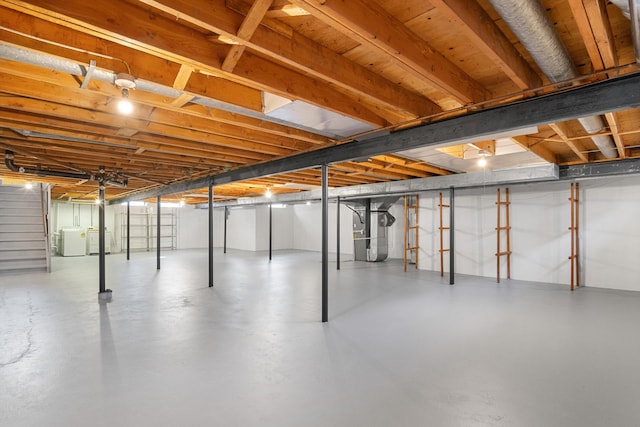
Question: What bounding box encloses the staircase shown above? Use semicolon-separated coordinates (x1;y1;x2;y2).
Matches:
0;185;49;274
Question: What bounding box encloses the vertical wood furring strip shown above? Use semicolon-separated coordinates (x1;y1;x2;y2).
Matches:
506;188;511;279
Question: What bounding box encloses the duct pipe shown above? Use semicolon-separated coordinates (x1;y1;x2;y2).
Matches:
0;43;300;129
0;44;181;98
632;0;640;63
488;0;618;159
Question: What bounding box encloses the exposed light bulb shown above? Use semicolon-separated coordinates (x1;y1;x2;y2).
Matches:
478;157;487;168
117;88;133;114
265;188;272;198
306;201;311;205
179;200;186;207
25;181;33;189
95;198;101;205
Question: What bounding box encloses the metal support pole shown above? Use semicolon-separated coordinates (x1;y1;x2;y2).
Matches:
336;196;340;270
98;183;106;293
365;198;371;250
269;202;272;261
223;206;228;254
322;164;329;323
126;201;130;261
156;195;161;270
209;183;214;287
449;186;455;285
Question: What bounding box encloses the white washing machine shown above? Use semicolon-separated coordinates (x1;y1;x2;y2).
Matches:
59;227;86;256
86;229;111;255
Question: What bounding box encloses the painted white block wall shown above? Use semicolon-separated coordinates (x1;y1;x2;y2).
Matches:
582;177;640;291
292;202;354;256
226;207;257;251
255;205;293;251
400;177;640;292
410;186;572;282
177;206;206;249
509;182;571;285
174;204;294;252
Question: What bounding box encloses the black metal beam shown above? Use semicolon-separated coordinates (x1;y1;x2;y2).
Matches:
109;74;640;205
560;159;640;179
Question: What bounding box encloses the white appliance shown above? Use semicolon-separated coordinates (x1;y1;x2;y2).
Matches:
59;227;86;256
86;228;112;255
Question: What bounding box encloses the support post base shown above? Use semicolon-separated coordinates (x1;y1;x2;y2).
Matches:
98;289;113;302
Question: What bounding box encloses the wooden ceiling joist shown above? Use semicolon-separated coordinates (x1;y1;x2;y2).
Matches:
0;1;638;203
289;0;489;104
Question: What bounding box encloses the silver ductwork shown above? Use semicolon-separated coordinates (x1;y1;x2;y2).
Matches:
0;43;300;127
488;0;618;159
632;0;640;63
610;0;640;64
347;196;399;262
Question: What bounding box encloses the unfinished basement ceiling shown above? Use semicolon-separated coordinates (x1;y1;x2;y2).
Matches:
0;0;638;203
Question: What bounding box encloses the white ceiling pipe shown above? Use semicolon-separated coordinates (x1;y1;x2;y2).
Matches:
488;0;618;159
577;116;618;158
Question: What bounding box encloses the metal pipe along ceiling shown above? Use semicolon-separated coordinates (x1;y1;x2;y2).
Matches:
5;150;128;187
488;0;618;159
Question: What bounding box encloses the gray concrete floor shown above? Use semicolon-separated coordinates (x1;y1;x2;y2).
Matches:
1;249;639;427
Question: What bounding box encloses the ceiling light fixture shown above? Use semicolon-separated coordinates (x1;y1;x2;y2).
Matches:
478;149;489;168
265;188;272;198
114;73;136;115
95;198;101;204
24;181;33;189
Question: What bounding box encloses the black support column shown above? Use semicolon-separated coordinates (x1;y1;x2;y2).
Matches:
322;164;329;323
126;201;130;261
365;198;371;251
449;186;455;285
98;182;107;295
156;195;161;270
223;206;228;254
336;196;340;270
208;183;214;287
269;202;273;261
